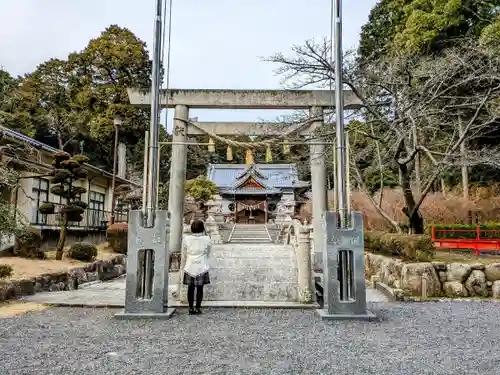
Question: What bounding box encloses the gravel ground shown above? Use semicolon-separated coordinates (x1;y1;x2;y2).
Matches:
1;302;499;375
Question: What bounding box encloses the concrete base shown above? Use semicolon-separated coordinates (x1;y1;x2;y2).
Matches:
114;308;176;320
315;309;376;321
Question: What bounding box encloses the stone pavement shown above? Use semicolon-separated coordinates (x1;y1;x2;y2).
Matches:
22;273;388;308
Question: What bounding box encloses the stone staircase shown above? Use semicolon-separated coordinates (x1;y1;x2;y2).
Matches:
228;224;272;243
203;243;299;302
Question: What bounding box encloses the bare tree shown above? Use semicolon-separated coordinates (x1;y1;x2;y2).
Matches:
265;39;500;233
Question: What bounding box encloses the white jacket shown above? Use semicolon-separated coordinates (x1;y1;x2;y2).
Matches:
182;233;212;277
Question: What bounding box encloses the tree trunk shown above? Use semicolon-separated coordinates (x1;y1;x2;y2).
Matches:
408;209;424;234
458;119;469;199
55;214;68;260
57;132;64;150
412;124;421;198
399;162;425;234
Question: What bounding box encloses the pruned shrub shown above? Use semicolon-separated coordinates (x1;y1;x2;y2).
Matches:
430;224;500;239
107;223;128;254
38;202;55;215
0;264;13;279
365;231;435;261
14;227;45;259
68;242;98;262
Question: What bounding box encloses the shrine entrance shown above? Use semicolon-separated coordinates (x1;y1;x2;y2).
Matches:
235;200;267;224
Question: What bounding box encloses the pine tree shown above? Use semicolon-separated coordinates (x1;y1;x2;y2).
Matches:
38;151;89;260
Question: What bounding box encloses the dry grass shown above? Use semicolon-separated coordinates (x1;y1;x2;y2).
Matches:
433;250;500;264
0;243;115;280
0;301;48;318
350;187;500;231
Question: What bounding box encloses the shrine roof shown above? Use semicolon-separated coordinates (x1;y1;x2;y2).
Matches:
219;187;282;195
207;163;304;189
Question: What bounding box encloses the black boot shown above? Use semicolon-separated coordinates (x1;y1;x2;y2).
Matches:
195;286;204;314
187;285;196;315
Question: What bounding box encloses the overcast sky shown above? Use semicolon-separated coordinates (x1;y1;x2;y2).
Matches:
0;0;378;127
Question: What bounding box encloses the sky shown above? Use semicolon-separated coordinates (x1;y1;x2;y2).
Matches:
0;0;378;129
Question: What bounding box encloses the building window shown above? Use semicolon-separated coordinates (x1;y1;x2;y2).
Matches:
32;178;49;224
88;191;106;227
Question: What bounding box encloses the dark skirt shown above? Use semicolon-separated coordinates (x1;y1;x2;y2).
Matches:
183;271;211;287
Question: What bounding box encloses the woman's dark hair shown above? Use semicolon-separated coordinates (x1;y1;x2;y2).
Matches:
191;219;205;234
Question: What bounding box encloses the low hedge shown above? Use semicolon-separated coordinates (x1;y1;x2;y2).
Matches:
68;242;98;262
14;227;45;259
0;264;13;279
430;224;500;239
365;231;435;261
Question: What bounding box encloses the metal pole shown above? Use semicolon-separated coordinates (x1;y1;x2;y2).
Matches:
142;131;150;218
346;131;351;214
156;145;161;208
146;0;163;225
332;140;337;211
333;0;347;228
145;0;164;227
110;122;120;225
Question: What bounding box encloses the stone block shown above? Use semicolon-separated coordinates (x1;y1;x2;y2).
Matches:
443;281;469;297
492;281;500;298
446;263;472;282
465;270;488;297
484;263;500;281
401;263;441;297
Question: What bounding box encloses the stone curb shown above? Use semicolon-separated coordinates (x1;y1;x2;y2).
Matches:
400;297;500;303
0;254;126;303
38;301;319;309
374;281;404;302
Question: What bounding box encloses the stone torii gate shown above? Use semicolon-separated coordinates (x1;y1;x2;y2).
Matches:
127;88;362;260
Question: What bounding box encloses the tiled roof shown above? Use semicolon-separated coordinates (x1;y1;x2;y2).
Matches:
207;163;302;189
219;187;282;195
0;126;140;187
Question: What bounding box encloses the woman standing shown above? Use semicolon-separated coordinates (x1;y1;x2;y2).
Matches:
182;220;212;315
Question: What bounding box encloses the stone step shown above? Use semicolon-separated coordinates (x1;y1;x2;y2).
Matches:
196;243;299;302
212;250;293;259
212;254;292;261
203;282;298;301
228;239;272;244
212;246;293;255
210;268;296;283
230;232;269;236
211;256;294;267
233;226;267;228
234;229;269;231
231;235;269;242
212;243;294;253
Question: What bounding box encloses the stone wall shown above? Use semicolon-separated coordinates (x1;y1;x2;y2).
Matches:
0;254;126;303
365;252;500;299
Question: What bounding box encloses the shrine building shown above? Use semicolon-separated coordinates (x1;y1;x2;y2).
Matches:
206;162;310;224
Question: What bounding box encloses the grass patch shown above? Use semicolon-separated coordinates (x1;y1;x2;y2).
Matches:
0;243;116;280
0;301;49;318
367;248;500;264
433;250;500;264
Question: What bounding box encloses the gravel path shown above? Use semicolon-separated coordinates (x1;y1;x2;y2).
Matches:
1;302;499;375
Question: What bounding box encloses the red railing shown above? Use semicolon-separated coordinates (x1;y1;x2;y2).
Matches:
431;226;500;256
